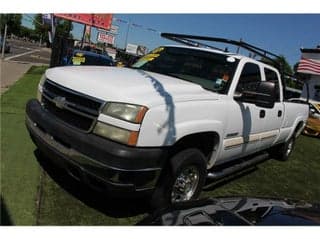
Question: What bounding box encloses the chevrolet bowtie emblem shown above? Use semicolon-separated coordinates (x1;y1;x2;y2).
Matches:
53;96;67;109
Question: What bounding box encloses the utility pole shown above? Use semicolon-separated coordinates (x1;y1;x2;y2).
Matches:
1;24;8;59
39;34;42;47
51;14;56;40
80;24;86;49
124;19;131;50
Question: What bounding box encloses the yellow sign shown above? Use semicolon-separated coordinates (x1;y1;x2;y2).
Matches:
151;47;164;54
72;56;86;65
139;53;160;62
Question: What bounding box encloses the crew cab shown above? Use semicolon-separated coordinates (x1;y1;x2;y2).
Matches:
25;33;308;208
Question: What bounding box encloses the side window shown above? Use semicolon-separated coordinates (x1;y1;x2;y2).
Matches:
265;68;280;102
236;63;261;94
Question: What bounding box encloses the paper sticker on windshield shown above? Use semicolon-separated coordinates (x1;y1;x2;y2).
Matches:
141;53;160;61
72;56;86;65
226;57;236;63
75;52;84;57
132;59;149;68
151;47;164;54
132;53;160;67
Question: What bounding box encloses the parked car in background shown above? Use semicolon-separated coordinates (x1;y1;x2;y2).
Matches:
62;50;114;67
304;101;320;137
289;99;320;137
0;36;10;53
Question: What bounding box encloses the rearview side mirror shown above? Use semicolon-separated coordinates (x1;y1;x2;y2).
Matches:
254;81;276;108
234;81;276;109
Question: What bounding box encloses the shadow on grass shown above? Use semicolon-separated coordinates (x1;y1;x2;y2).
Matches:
1;195;13;225
34;150;151;219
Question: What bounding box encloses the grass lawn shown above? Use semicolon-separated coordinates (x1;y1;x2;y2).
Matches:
1;66;46;225
1;66;320;225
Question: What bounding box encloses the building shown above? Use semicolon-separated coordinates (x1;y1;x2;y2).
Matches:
297;46;320;103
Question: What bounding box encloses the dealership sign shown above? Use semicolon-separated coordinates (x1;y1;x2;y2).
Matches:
126;43;148;56
54;14;113;30
97;32;115;45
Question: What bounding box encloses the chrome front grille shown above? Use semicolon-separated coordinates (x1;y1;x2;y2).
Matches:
42;79;104;131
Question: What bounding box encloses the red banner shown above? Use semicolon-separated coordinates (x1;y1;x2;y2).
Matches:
54;14;113;30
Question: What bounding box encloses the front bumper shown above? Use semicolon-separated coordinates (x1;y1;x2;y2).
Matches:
26;99;168;196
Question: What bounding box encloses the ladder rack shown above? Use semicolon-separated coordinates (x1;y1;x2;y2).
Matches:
161;32;283;71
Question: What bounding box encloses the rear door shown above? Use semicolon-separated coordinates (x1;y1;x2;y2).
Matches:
259;67;284;149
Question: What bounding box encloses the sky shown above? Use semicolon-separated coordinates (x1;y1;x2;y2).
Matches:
22;14;320;67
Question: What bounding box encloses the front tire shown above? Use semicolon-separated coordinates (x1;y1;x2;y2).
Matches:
150;148;207;209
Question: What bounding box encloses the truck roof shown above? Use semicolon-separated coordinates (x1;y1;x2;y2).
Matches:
163;44;279;72
161;33;282;74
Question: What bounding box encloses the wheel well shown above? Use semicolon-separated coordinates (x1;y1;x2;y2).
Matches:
171;132;219;159
294;121;305;137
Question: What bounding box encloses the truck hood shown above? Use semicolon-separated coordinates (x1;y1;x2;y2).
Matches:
45;66;219;107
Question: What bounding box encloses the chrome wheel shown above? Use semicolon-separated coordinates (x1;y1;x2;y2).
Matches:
286;139;294;156
171;166;200;203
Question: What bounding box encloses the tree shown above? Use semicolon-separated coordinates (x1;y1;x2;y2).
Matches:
293;62;300;73
32;15;73;45
33;14;50;43
261;55;293;75
19;26;33;38
55;19;73;38
0;14;22;36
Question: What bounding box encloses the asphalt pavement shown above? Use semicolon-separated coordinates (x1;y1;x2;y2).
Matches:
4;39;51;64
0;39;51;94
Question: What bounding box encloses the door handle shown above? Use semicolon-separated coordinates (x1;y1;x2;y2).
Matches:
260;110;265;118
278;110;282;117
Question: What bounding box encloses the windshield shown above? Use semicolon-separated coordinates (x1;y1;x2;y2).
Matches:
132;46;239;94
69;53;113;66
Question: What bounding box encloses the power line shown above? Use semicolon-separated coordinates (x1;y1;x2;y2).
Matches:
113;17;161;34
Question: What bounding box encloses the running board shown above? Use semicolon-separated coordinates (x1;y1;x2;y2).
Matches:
207;152;269;180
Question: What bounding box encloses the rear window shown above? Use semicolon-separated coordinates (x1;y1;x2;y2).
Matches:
264;68;280;101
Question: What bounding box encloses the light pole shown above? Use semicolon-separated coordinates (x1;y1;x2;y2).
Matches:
1;24;8;59
124;19;131;50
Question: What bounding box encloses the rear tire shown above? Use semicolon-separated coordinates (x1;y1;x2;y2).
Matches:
269;136;295;161
150;148;207;209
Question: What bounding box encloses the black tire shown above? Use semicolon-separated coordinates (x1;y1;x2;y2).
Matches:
150;148;207;210
269;136;295;161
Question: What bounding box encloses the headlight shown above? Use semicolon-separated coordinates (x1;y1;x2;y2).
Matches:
93;122;139;146
102;102;148;123
37;74;46;102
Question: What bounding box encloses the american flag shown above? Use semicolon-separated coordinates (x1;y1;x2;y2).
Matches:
297;57;320;75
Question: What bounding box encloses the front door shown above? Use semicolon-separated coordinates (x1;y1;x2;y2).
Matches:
219;62;266;163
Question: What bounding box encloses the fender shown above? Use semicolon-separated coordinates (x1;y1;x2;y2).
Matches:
138;102;225;148
288;116;307;140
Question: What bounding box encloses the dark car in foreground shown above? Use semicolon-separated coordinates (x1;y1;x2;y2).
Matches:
138;197;320;225
62;49;114;66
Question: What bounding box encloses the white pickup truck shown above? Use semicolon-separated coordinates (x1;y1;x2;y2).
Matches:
26;33;308;207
